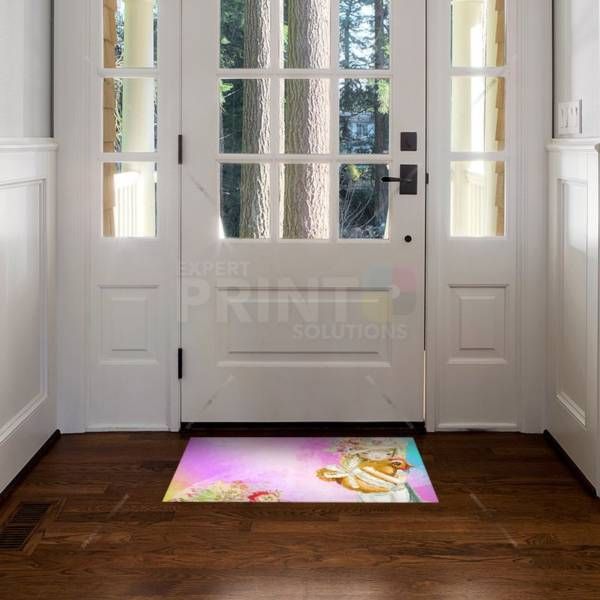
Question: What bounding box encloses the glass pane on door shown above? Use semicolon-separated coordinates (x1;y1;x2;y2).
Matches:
103;78;158;153
451;0;506;67
339;164;389;239
220;0;271;68
220;79;271;154
451;161;505;237
280;164;330;239
451;77;505;152
283;0;330;68
103;162;157;238
221;163;271;239
104;0;158;68
283;80;330;154
340;79;390;154
339;0;390;69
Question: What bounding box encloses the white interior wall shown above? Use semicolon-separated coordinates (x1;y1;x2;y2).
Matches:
550;1;600;495
547;141;600;495
554;0;600;138
0;0;52;138
0;0;56;494
0;145;57;493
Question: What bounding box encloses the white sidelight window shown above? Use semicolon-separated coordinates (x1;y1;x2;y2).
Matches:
101;0;159;238
449;0;507;238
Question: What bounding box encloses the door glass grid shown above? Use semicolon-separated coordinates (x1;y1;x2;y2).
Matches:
450;0;507;238
218;0;392;241
102;0;159;238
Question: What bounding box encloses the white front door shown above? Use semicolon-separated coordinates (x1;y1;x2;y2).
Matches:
181;0;426;423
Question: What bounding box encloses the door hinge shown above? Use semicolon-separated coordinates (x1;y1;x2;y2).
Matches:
178;348;183;380
425;172;430;185
178;135;183;165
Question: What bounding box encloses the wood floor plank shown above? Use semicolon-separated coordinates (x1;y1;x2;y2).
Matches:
0;432;598;599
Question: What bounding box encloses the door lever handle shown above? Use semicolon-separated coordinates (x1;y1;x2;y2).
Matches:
382;165;419;195
381;176;413;184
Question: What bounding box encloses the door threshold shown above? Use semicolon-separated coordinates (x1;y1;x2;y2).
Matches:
180;422;426;438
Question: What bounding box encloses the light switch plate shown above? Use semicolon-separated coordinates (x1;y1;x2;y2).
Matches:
558;100;583;136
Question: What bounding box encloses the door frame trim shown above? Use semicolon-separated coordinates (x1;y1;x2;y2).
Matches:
55;0;551;433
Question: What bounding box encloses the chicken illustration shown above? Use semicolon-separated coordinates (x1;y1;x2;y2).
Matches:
316;443;421;502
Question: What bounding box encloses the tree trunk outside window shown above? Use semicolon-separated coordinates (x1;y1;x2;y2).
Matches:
283;0;330;239
239;0;271;238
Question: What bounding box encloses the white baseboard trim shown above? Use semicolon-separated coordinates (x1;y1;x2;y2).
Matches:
0;396;56;492
0;394;48;443
556;392;586;428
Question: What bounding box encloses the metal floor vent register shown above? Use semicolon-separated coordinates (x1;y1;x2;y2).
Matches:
0;503;52;551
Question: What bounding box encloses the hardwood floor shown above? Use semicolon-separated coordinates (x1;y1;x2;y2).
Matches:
0;432;599;599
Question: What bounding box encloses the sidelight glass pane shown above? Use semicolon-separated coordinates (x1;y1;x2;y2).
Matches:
340;79;390;154
280;164;330;239
220;163;271;239
104;0;158;68
451;77;505;152
451;0;506;67
283;79;330;154
339;164;389;239
220;0;270;68
451;161;505;237
283;0;330;68
103;78;158;153
103;162;157;238
220;79;271;154
339;0;390;70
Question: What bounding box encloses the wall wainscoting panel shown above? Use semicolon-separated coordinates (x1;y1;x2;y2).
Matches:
547;140;600;495
0;140;57;493
0;181;45;427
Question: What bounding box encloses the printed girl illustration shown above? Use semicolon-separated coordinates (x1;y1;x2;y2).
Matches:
316;439;421;503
